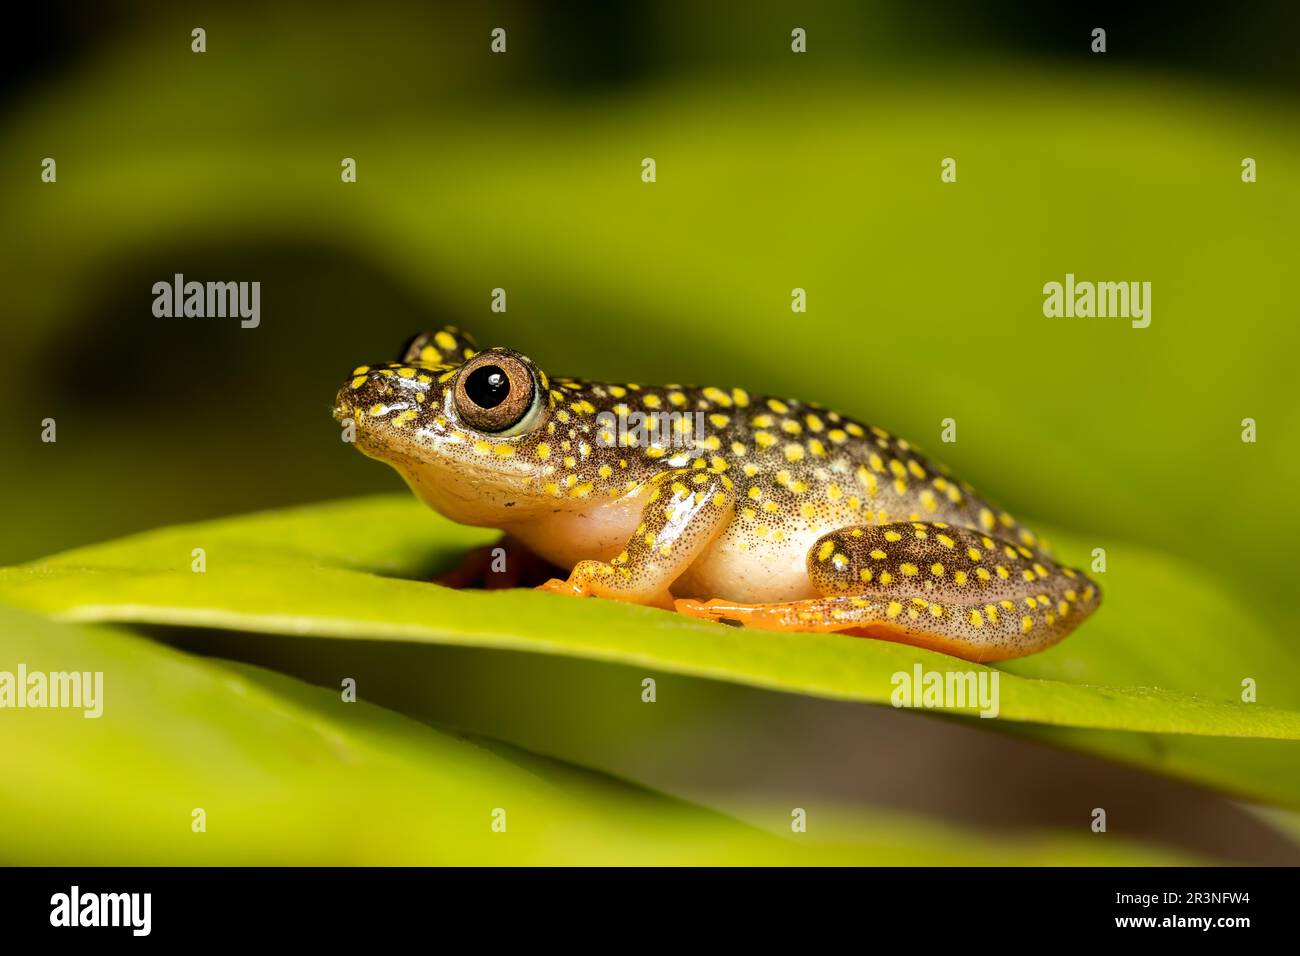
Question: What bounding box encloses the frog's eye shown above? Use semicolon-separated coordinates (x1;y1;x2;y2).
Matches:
452;353;537;434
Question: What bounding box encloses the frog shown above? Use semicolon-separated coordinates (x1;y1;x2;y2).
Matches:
333;326;1100;662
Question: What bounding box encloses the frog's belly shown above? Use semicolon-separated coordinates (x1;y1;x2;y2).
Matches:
506;500;644;571
673;524;821;604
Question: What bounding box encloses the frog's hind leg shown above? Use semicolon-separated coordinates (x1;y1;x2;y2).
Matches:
674;521;1101;662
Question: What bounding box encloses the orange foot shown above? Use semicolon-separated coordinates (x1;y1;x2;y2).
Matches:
536;574;675;610
673;597;852;632
536;577;589;598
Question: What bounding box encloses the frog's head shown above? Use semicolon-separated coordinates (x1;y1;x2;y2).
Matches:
333;333;558;525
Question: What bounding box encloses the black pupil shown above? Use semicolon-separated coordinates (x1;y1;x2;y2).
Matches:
465;365;510;409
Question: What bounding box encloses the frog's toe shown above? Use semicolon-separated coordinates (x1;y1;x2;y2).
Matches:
674;597;841;632
537;577;590;598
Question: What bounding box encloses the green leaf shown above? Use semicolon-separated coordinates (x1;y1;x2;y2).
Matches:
0;604;1184;865
1;496;1293;740
3;495;1299;819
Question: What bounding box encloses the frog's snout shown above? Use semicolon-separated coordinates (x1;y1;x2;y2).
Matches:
333;363;437;430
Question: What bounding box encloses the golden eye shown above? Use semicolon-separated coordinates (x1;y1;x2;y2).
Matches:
453;353;536;433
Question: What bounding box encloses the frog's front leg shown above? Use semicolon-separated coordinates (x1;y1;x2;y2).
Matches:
676;521;1101;662
539;468;736;610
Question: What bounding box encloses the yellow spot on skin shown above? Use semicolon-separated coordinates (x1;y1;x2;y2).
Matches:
731;388;750;407
979;509;996;531
954;570;968;585
763;501;780;514
397;367;416;379
564;456;577;469
710;413;729;428
599;464;613;478
846;422;865;438
860;568;873;583
969;610;984;627
976;568;991;582
827;483;843;501
350;376;368;388
433;331;458;352
800;502;817;519
805;414;824;432
931;563;944;576
784;443;805;462
907;460;926;479
767;398;789;414
996;566;1010;579
703;386;733;407
899;563;918;576
886;601;902;618
668;391;687;407
1022;569;1037;582
884;531;902;542
889;460;907;479
781;419;802;435
929;604;943;618
493;444;514;457
870;549;887;560
828;428;847;444
754;431;776;449
1022;616;1034;632
937;534;955;549
879;572;893;585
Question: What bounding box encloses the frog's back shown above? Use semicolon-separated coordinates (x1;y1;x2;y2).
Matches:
541;377;1036;603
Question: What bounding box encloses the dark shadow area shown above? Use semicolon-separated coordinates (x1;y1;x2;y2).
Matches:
147;624;1300;865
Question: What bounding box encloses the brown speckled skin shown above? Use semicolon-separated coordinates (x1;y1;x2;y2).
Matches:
334;327;1100;661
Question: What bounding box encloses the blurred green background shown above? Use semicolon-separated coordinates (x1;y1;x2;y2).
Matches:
2;0;1299;864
